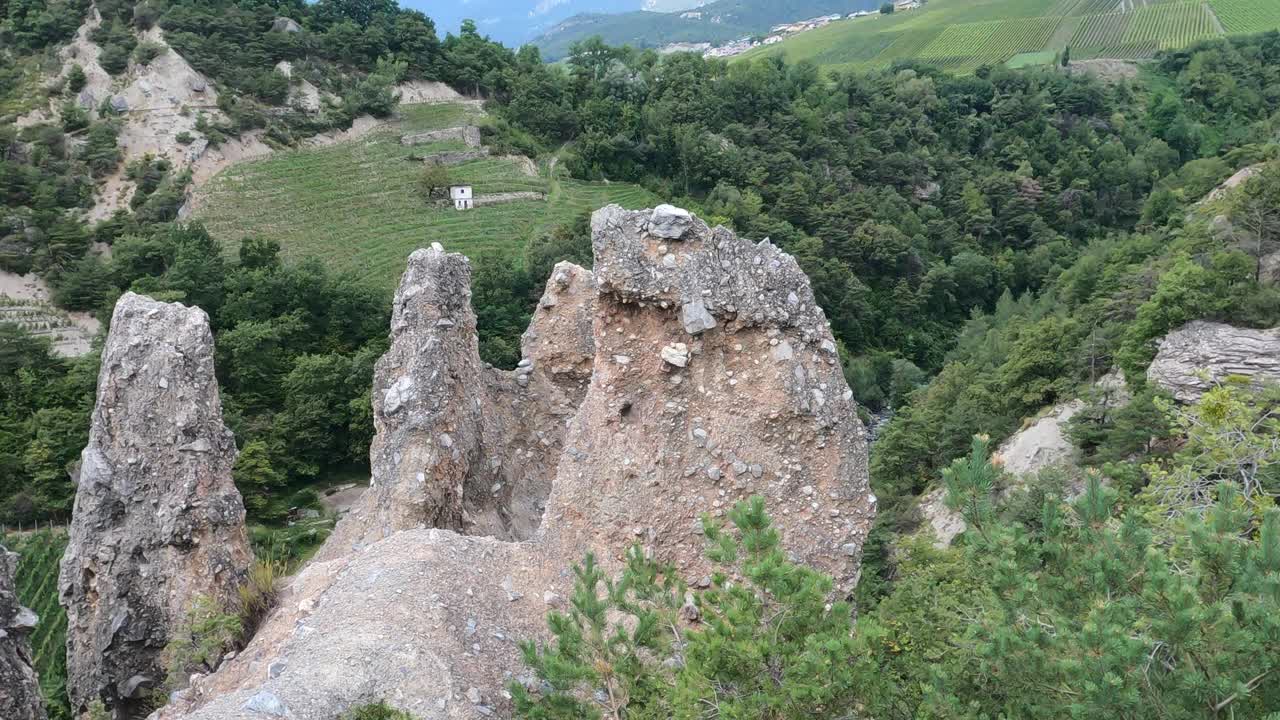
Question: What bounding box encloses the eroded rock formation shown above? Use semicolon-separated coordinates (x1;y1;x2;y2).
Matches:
60;293;252;715
1148;321;1280;402
319;251;595;559
153;205;873;720
1;545;45;720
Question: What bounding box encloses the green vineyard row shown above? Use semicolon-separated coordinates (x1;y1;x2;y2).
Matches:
739;0;1280;74
3;530;71;719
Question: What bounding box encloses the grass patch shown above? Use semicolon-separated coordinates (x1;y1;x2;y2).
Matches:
397;102;484;134
1007;50;1059;66
0;51;58;119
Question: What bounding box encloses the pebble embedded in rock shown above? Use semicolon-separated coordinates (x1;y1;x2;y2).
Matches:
243;690;288;717
681;298;717;335
661;343;690;368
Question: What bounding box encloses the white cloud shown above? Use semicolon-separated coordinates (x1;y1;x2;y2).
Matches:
530;0;569;17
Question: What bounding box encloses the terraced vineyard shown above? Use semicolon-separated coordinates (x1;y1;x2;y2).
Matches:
1127;2;1219;48
1071;0;1126;14
737;0;1267;74
194;103;659;290
918;17;1062;69
1209;0;1280;33
1072;11;1133;47
2;529;70;719
869;28;945;67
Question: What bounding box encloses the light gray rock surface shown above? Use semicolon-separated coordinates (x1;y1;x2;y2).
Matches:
59;293;252;716
994;400;1084;478
1148;321;1280;402
920;400;1085;548
917;487;966;549
919;370;1129;547
271;17;302;33
648;204;693;239
1;545;45;720
153;206;873;720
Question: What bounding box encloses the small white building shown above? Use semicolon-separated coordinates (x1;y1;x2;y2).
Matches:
450;185;474;210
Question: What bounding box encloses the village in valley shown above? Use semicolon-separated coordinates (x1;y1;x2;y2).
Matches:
667;0;925;59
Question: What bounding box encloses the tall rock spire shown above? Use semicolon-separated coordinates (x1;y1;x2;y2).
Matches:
59;293;252;716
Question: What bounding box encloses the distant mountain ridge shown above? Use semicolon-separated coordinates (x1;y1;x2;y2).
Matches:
532;0;879;60
409;0;705;46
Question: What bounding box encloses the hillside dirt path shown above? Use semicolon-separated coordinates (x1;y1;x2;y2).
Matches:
1206;4;1226;34
1048;16;1082;50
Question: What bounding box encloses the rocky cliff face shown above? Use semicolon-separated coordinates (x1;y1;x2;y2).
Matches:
1148;321;1280;402
1;545;45;720
152;205;873;720
59;293;252;716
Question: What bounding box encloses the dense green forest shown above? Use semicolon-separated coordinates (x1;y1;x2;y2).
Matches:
3;2;1280;715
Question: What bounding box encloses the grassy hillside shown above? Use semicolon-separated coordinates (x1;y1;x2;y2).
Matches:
194;102;659;290
2;530;70;719
737;0;1279;73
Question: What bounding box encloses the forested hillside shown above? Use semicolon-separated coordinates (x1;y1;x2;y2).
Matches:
491;34;1280;718
3;1;1280;716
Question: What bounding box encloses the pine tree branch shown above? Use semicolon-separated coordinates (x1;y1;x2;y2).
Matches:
1211;670;1270;714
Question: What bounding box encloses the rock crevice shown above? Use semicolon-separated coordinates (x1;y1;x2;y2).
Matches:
319;251;596;559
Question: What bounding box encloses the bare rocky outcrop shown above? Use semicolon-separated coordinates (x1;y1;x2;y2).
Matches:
15;13;225;221
1201;163;1266;206
395;81;475;106
1148;321;1280;402
917;486;966;549
59;293;252;716
919;370;1129;548
1;545;45;720
994;400;1085;478
271;17;303;33
918;401;1083;548
153;205;873;720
